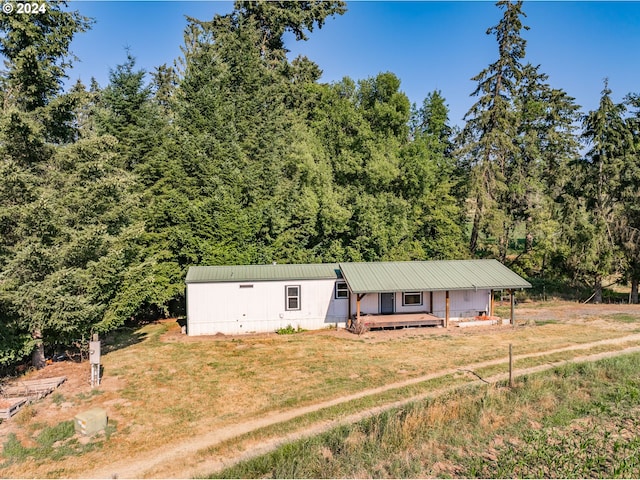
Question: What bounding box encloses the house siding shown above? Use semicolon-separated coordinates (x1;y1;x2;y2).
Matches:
186;279;349;335
349;291;434;315
348;290;489;318
432;289;491;320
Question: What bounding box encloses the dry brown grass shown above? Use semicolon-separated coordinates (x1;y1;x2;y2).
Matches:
1;302;640;478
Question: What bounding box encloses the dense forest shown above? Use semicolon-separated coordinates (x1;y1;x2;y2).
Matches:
1;0;639;369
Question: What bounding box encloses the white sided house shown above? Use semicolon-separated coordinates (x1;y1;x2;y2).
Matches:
185;260;531;335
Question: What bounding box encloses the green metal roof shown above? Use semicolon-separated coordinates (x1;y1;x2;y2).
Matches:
186;263;341;284
338;260;531;294
186;260;531;291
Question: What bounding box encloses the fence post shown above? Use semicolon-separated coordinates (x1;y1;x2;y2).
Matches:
509;343;513;388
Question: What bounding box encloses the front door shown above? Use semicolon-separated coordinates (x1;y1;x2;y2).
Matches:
380;293;394;314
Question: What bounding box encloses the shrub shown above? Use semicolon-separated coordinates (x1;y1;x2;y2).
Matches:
276;324;304;335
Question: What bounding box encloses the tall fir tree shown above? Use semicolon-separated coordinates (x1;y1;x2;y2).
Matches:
459;0;582;277
0;1;93;367
511;63;580;275
459;0;527;258
616;93;640;303
559;82;630;302
404;91;467;259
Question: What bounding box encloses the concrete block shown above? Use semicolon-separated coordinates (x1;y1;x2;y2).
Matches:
74;407;107;436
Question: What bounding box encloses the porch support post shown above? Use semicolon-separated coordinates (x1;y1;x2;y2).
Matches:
429;291;433;314
356;293;366;324
510;289;515;326
490;289;494;317
348;289;352;328
445;290;450;328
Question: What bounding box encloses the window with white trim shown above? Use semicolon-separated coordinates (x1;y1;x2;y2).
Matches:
335;281;349;299
402;291;423;306
285;285;301;310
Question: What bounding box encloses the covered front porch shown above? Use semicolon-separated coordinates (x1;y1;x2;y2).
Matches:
346;291;516;333
339;260;529;334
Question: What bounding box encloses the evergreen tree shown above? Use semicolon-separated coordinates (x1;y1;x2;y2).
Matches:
0;1;94;367
0;1;92;111
459;0;527;258
151;63;178;111
128;0;350;311
404;91;467;258
2;135;139;364
459;0;582;277
510;64;580;275
234;0;346;57
95;52;167;172
306;77;465;261
617;93;640;303
412;90;453;147
559;82;629;302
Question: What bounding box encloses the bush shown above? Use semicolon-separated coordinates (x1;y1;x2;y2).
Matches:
276;324;304;335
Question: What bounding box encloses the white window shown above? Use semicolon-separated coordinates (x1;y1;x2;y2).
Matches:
402;292;423;306
285;285;301;310
335;281;349;299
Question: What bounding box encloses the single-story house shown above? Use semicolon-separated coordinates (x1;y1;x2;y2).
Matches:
185;259;531;335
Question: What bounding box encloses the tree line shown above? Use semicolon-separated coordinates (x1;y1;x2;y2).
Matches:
1;1;638;368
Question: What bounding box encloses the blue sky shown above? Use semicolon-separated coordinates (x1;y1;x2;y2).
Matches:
66;1;640;126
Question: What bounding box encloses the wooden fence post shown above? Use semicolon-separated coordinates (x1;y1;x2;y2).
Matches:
510;289;515;327
509;343;513;388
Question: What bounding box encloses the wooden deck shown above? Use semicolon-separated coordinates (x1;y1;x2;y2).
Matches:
350;312;444;332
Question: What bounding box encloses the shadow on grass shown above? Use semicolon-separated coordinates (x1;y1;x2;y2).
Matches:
101;326;149;355
45;326;146;368
48;319;174;367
